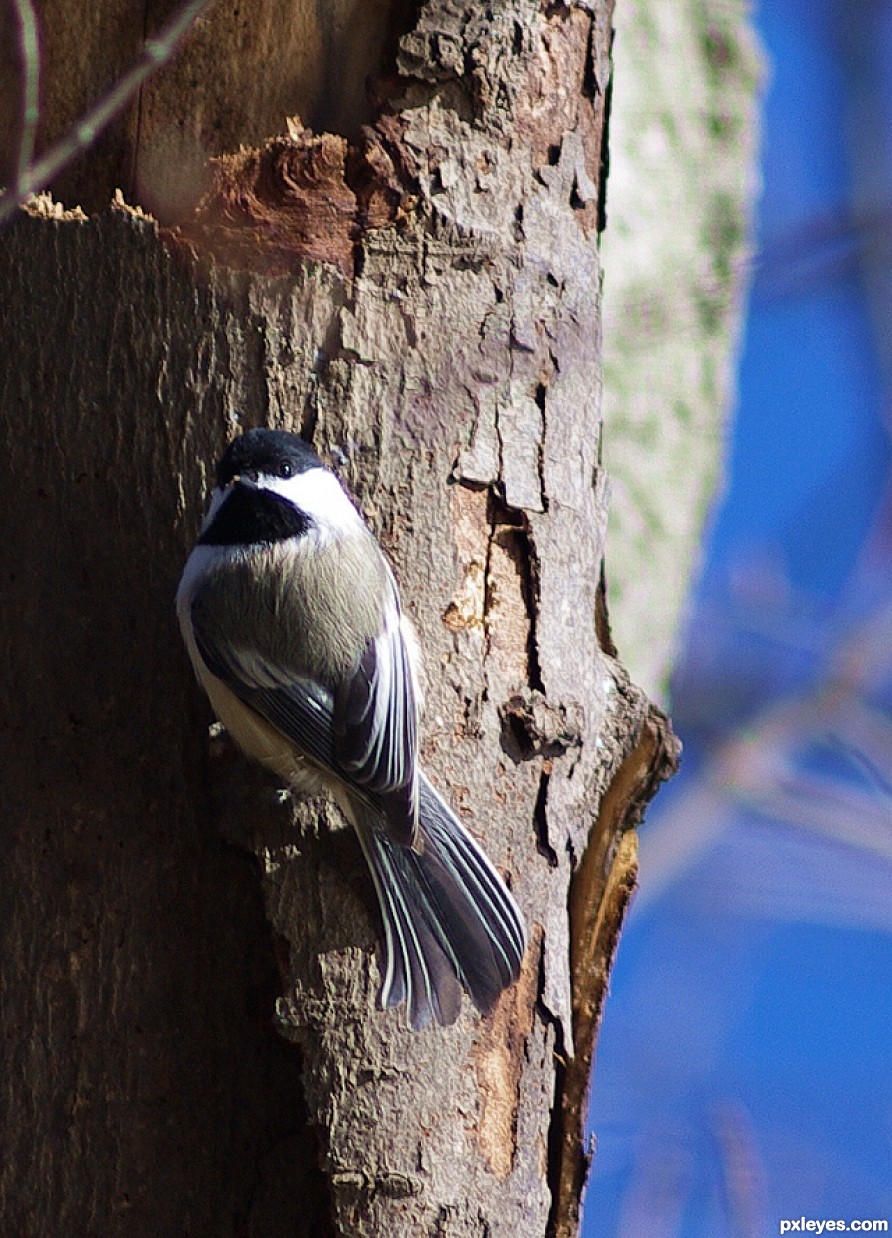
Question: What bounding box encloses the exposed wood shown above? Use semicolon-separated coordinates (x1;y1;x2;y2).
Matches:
556;692;679;1238
0;0;409;217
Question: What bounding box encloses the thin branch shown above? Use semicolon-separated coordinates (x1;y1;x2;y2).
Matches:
9;0;41;196
0;0;216;228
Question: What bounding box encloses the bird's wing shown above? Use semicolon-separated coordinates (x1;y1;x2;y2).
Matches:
189;581;419;844
190;612;339;775
333;599;418;798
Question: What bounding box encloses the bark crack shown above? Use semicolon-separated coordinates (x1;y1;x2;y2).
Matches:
534;379;549;512
533;762;558;868
484;490;544;695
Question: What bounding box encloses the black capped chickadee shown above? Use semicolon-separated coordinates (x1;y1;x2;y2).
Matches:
177;428;526;1028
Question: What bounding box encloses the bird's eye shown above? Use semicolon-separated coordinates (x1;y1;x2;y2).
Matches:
279;461;293;478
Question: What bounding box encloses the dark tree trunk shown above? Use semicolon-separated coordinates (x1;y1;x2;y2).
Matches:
0;3;677;1234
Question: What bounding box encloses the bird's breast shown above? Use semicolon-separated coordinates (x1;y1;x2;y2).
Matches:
185;536;389;686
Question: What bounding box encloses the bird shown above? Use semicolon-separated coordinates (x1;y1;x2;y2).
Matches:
176;427;526;1028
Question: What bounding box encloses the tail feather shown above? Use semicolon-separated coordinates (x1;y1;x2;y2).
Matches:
353;820;462;1029
351;772;526;1029
418;773;527;982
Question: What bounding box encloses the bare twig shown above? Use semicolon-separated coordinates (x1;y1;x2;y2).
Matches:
0;0;216;227
9;0;40;195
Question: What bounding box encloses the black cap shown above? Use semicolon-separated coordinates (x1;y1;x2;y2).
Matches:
216;429;322;488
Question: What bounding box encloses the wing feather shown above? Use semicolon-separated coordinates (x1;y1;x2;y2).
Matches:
192;622;338;773
334;603;417;795
189;574;419;844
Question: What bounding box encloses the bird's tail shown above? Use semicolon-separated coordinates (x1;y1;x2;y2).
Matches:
351;771;527;1030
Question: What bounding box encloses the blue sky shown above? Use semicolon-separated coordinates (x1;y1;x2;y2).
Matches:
585;2;892;1234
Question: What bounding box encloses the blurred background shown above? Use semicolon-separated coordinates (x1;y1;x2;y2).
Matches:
587;1;892;1234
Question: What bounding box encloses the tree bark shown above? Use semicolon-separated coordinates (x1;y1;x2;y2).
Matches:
600;0;762;703
0;3;677;1234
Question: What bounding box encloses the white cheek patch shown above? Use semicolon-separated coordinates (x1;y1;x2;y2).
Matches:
259;467;363;539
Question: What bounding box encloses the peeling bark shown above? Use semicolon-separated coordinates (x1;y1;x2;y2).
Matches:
0;2;681;1235
556;692;678;1238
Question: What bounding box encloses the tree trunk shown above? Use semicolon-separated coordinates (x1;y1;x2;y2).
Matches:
0;3;677;1235
601;0;762;703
